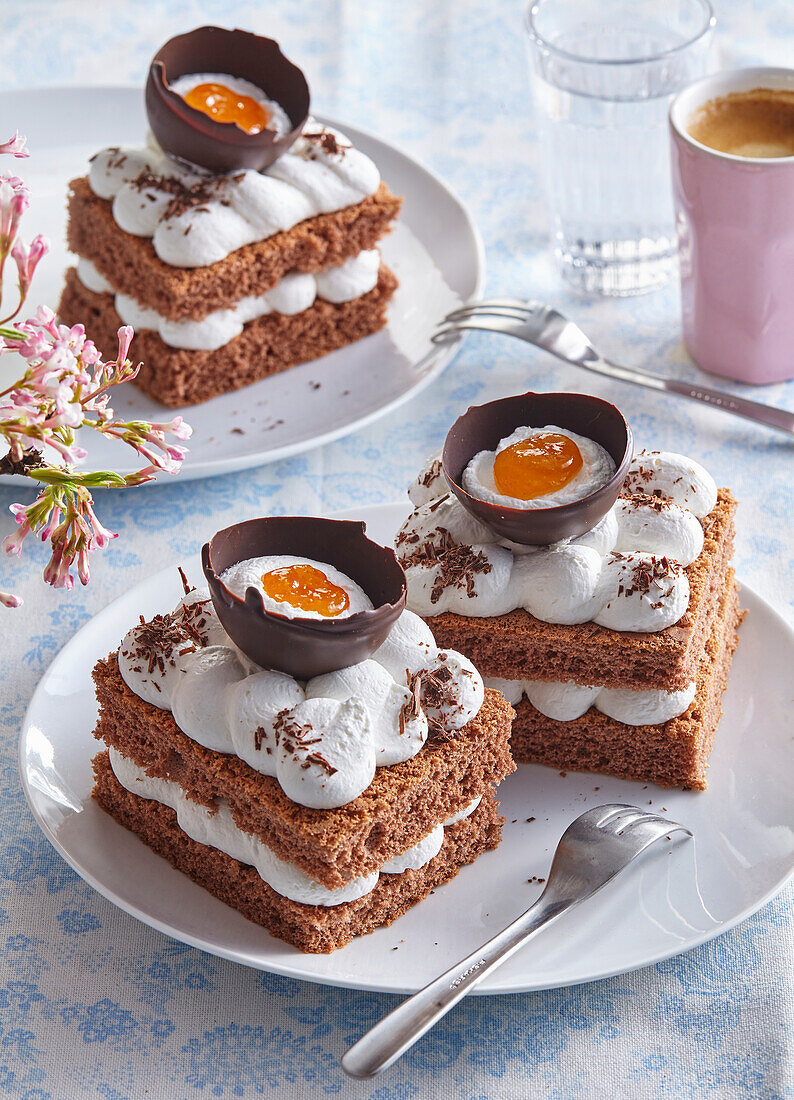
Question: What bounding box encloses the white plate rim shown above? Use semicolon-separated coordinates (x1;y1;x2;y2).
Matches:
18;501;794;995
0;87;486;484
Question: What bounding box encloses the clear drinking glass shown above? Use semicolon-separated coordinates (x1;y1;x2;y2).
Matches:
526;0;714;296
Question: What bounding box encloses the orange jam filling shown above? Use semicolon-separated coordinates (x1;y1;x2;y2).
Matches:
260;563;350;617
183;82;271;134
493;432;583;501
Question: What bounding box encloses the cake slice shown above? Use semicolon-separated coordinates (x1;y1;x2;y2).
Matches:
397;445;742;789
58;30;403;407
90;523;515;952
93;653;512;889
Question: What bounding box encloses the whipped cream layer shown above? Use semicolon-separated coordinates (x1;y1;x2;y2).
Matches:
220;555;373;620
76;252;380;351
88;121;380;268
463;425;616;510
485;676;697;725
398;449;718;631
168;73;292;138
109;748;481;906
118;585;484;809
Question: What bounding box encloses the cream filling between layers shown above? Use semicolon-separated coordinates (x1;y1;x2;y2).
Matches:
108;748;481;906
485;676;697;725
76;252;381;351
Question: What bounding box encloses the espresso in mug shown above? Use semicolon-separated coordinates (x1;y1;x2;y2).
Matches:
687;87;794;157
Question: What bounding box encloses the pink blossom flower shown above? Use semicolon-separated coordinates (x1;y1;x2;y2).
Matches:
0;175;29;252
2;503;32;555
0;589;22;608
43;543;74;589
0;132;29;158
11;234;48;298
116;325;134;364
2;311;191;601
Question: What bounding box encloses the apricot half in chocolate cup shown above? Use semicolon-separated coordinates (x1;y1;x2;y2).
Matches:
201;517;407;679
442;391;633;546
146;26;310;173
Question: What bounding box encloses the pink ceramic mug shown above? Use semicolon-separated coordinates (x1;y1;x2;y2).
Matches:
669;67;794;384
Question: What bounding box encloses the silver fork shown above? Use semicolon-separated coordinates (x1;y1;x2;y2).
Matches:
433;299;794;438
342;803;691;1079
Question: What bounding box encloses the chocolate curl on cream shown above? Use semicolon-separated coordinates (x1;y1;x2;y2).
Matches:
146;26;310;173
443;391;633;546
202;517;407;679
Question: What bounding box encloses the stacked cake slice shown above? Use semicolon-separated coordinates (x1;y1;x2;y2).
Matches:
91;581;513;952
59;122;401;406
397;449;741;790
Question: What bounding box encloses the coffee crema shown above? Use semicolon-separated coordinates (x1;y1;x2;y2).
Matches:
686;87;794;158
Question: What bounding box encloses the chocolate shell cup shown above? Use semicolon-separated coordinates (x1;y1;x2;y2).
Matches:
443;392;633;546
201;517;407;679
146;26;310;173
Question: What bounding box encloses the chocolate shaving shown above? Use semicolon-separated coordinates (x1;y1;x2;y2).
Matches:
173;598;213;646
419;458;442;488
272;710;338;775
305;752;338;776
398;668;423;736
177;565;193;595
303;129;350;157
399;528;493;605
621;492;672;513
130;170;229;220
611;553;677;608
404;664;463;744
122;613;194;675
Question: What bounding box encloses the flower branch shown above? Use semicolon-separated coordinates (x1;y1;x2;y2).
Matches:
0;134;192;606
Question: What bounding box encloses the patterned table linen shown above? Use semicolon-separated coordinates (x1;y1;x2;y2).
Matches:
0;0;792;1097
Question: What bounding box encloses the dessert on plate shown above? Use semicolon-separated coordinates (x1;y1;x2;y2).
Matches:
396;393;742;790
59;27;402;407
91;518;514;953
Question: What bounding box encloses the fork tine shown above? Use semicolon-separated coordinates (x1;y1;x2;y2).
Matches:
444;300;540;322
608;807;692;839
443;305;536;324
588;804;638;827
451;296;536;313
431;316;525;343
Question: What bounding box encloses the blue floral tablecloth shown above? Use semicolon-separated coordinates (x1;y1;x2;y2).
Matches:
1;1;792;1097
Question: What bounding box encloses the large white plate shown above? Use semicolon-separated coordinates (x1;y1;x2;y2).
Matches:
20;502;794;995
0;87;484;483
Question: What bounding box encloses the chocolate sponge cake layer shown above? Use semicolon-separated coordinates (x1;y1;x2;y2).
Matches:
66;176;402;321
426;491;736;692
59;265;397;408
511;578;742;790
92;656;515;891
93;753;504;954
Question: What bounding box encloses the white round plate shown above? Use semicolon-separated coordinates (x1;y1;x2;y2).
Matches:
0;87;484;484
20;503;794;995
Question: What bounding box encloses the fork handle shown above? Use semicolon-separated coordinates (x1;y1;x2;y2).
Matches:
341;894;571;1079
600;358;794;437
